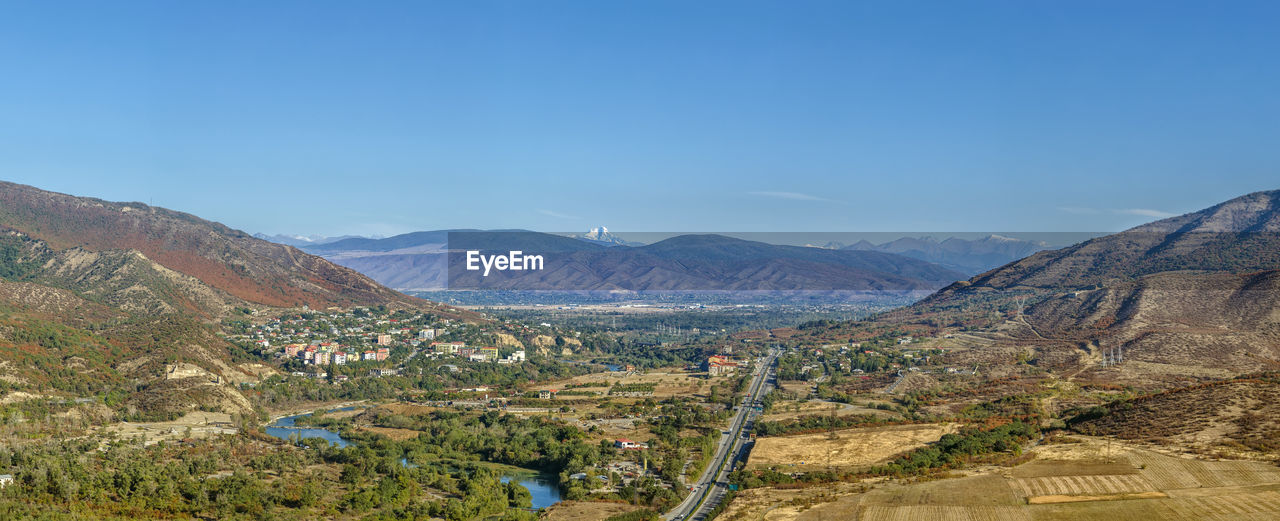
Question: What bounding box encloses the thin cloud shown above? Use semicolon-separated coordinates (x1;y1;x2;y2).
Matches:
748;191;834;202
537;209;578;220
1117;208;1177;218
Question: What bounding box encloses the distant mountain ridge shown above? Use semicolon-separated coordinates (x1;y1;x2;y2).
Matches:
252;232;370;247
303;229;966;292
843;234;1051;275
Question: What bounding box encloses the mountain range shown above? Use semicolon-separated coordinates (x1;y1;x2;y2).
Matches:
251;232;371;248
298;229;968;293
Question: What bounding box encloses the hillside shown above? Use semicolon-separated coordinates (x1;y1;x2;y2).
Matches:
0;181;445;315
804;190;1280;384
1070;374;1280;458
954;190;1280;292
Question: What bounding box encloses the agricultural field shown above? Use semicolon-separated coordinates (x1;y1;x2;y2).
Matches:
726;436;1280;521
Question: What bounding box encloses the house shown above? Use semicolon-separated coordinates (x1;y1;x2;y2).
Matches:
539;389;557;400
479;346;499;361
363;351;377;361
704;355;739;376
377;334;393;346
369;368;399;377
468;353;488;363
375;347;390;361
0;474;13;488
418;329;436;340
614;438;648;450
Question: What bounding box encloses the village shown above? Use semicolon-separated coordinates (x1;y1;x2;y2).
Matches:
222;307;537;381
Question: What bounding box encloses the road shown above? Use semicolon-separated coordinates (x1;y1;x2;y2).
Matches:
664;348;778;521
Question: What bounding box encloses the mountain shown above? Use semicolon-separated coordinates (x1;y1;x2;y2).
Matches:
0;181;467;418
866;189;1280;385
251;232;369;247
954;191;1280;291
574;226;643;247
844;235;1051;275
306;229;966;293
0;181;436;315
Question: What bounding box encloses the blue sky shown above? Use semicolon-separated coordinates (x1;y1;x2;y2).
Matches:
2;1;1278;237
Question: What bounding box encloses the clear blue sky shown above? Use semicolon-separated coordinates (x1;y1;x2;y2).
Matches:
2;1;1278;237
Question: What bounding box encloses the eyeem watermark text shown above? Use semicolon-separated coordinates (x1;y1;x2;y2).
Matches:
466;250;544;276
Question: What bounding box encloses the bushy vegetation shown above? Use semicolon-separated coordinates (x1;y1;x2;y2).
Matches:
754;414;887;437
867;421;1039;477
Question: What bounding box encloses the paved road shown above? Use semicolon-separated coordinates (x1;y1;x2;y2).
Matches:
664;349;778;521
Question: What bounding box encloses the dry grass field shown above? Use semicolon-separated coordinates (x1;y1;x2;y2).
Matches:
749;423;958;470
537;367;710;399
102;410;238;445
358;425;421;440
540;500;644;521
762;399;896;422
726;436;1280;521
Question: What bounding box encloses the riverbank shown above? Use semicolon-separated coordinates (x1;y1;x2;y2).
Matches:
265;399;371;424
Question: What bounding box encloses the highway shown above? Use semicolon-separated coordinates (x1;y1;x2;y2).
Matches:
664;348;778;521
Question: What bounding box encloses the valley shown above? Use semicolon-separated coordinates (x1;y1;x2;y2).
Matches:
0;182;1278;521
7;4;1279;520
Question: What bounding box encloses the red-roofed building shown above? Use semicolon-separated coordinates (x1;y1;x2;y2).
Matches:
704;355;739;376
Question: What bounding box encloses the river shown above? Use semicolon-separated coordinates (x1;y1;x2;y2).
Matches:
265;410;562;509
